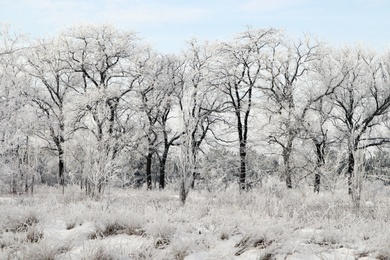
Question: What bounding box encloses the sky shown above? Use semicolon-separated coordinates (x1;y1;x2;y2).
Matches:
2;0;390;54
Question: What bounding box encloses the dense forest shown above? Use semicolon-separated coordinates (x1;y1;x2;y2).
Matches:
1;23;390;204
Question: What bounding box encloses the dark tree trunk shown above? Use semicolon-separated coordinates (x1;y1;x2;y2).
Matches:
285;168;292;189
58;149;65;193
85;179;90;196
159;164;165;189
107;98;118;135
180;179;189;205
24;138;29;194
314;173;320;193
31;175;34;195
146;150;153;190
24;174;28;194
191;170;197;189
283;139;293;189
190;150;198;189
347;149;355;195
55;131;65;194
158;129;181;190
53;121;66;194
13;146;19;194
159;147;168;189
98;180;103;194
239;141;246;190
158;144;170;190
12;175;17;195
236;111;247;191
314;141;325;193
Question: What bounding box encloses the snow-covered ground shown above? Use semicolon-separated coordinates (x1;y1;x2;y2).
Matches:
1;179;390;259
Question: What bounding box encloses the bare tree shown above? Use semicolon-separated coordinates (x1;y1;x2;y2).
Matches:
62;24;141;195
24;37;78;193
215;28;280;190
0;24;33;194
260;35;343;189
156;55;183;189
135;50;167;190
327;46;390;201
301;47;352;192
309;101;330;193
177;39;222;189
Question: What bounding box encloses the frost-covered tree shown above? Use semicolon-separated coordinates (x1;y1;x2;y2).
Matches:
62;24;142;195
132;51;183;190
24;36;79;193
214;28;280;190
134;50;162;190
259;35;342;189
135;49;174;190
155;55;183;189
0;25;31;194
327;46;390;200
301;46;351;192
176;39;223;189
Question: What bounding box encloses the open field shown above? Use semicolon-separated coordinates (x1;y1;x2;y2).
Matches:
1;178;390;259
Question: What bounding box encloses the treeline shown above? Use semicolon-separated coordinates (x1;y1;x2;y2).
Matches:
1;24;390;203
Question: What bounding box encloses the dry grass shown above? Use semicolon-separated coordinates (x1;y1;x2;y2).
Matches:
0;178;389;259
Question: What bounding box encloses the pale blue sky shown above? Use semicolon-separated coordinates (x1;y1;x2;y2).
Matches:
2;0;390;53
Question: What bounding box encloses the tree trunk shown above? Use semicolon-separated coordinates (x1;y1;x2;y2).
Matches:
107;98;118;135
347;149;354;195
86;179;90;196
12;173;17;195
98;180;103;194
239;141;246;190
190;170;197;189
146;150;153;190
190;151;197;189
283;141;293;189
58;149;65;194
31;174;34;195
159;148;168;189
314;173;320;193
13;146;19;194
159;165;165;189
285;165;292;189
54;121;66;193
24;174;28;194
180;179;189;205
314;141;325;193
24;139;28;194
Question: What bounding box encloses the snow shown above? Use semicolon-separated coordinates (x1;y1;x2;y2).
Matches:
0;185;389;259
